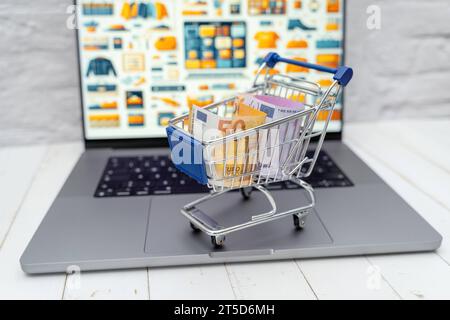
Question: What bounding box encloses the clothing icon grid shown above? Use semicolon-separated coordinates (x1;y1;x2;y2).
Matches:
78;0;343;140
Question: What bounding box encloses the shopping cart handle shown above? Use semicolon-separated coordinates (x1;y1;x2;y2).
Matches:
263;52;353;86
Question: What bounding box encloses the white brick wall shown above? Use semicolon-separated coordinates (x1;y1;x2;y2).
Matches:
0;1;82;145
346;0;450;121
0;0;449;146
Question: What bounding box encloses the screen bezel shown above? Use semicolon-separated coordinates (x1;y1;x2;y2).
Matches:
74;0;346;149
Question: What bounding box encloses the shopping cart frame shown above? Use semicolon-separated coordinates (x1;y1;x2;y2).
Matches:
167;52;352;247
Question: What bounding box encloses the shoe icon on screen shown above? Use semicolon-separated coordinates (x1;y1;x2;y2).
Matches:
288;19;316;31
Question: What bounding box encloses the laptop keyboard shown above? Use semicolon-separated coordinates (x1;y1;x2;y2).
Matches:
94;151;353;198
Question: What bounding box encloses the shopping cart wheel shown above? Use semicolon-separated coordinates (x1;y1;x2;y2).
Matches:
190;222;201;232
211;235;226;247
293;214;306;230
240;187;253;200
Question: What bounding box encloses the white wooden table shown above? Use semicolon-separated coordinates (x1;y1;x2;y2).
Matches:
1;120;449;300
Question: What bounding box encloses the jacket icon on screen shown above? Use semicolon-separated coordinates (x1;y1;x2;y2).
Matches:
86;57;117;77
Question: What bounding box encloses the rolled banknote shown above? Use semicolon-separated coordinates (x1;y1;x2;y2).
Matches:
237;94;305;179
192;103;266;188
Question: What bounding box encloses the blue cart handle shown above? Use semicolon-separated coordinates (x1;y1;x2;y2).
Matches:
263;52;353;87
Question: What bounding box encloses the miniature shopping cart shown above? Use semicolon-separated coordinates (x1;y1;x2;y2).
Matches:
166;52;353;247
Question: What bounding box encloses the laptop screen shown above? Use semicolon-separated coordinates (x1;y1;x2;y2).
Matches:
76;0;344;141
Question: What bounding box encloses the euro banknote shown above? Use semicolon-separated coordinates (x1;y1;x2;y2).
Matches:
237;94;305;179
191;103;266;187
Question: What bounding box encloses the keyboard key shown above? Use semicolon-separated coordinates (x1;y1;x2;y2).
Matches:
266;184;283;190
285;181;301;189
154;187;172;195
134;189;150;196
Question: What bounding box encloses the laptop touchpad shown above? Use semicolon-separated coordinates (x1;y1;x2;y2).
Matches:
145;190;333;257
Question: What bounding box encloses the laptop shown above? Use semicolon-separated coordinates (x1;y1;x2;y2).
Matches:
21;0;441;274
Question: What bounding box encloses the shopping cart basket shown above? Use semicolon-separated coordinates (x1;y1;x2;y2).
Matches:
166;52;353;247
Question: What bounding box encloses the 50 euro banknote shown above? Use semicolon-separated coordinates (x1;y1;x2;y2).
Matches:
191;103;266;188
